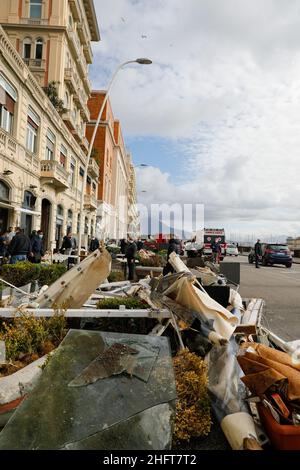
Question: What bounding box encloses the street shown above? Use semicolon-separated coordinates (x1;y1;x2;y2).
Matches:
224;255;300;341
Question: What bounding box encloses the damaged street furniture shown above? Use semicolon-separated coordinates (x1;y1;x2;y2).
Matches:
0;330;177;450
35;247;112;309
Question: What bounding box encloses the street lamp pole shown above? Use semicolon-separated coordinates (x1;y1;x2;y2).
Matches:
77;58;152;255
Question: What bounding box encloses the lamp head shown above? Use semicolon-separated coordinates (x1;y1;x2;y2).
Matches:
136;58;152;65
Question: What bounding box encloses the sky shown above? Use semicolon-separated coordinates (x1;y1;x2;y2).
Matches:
90;0;300;241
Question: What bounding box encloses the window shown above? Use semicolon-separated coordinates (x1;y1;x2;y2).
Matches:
23;190;36;209
69;157;76;186
60;145;67;168
26;107;40;153
86;175;91;194
23;38;32;60
45;129;55;160
35;38;43;60
79;167;84;177
84;217;88;235
0;181;10;202
30;0;42;19
77;214;80;234
0;73;17;135
67;209;73;233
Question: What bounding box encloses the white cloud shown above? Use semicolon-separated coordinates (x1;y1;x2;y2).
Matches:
91;0;300;237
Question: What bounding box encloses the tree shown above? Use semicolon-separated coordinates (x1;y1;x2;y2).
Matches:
44;81;67;115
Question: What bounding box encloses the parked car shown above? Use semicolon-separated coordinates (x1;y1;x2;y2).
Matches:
248;244;292;268
226;244;239;256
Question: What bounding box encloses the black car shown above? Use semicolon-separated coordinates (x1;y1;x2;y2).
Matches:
248;243;292;268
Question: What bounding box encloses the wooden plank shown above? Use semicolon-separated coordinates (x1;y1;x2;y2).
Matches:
0;308;171;319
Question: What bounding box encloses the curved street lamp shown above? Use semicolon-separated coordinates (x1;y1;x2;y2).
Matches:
78;58;152;254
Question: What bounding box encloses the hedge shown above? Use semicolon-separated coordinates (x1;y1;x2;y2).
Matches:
0;262;67;288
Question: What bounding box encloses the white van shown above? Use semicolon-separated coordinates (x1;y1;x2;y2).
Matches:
226;244;239;256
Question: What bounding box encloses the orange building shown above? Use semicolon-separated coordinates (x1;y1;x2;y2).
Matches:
86;91;137;239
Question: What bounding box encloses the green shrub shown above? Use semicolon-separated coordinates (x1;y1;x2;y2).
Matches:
96;297;148;310
0;262;40;287
0;262;67;288
107;271;125;283
0;310;67;362
106;245;121;255
38;264;67;286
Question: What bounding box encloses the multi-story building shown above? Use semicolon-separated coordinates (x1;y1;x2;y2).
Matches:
86;91;139;240
126;154;139;237
0;0;100;250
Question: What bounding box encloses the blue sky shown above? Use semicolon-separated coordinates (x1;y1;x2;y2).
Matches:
90;0;300;241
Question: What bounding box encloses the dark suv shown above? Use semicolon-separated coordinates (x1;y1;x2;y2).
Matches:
248;244;292;268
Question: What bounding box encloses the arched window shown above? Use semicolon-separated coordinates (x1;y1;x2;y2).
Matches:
0;181;10;202
23;190;36;209
30;0;42;19
23;37;32;61
35;38;43;60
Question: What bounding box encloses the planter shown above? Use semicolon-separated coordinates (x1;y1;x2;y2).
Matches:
0;354;48;427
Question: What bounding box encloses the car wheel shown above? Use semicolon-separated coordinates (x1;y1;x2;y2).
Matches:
235;254;238;257
286;263;292;268
248;256;253;264
262;258;268;266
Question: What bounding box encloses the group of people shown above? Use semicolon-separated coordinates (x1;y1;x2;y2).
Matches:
0;227;44;264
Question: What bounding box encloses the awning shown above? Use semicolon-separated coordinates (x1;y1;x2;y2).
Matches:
17;207;41;216
0;201;15;210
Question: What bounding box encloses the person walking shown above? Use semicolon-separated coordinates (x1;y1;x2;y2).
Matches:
89;236;99;253
5;226;15;244
212;241;221;263
254;239;262;268
125;237;137;281
30;230;44;263
8;227;31;264
61;232;77;255
163;236;180;276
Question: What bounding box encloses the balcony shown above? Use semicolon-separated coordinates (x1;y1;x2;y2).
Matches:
80;136;89;152
74;89;90;122
0;129;17;158
62;110;77;131
24;58;46;70
66;27;87;79
84;194;97;211
83;43;93;64
20;18;49;26
68;0;80;21
40;160;69;190
64;68;79;94
88;158;100;179
83;74;92;95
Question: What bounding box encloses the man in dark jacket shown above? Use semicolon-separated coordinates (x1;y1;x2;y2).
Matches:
61;233;77;255
120;238;127;255
89;236;99;252
254;239;262;268
163;236;180;276
30;230;44;263
8;227;31;264
125;238;137;280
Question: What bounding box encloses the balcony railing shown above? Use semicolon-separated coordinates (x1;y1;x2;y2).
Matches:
20;18;49;25
88;159;100;178
66;27;87;79
0;129;17;157
40;160;69;190
24;58;46;69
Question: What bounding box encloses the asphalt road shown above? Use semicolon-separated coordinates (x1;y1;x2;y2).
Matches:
223;255;300;341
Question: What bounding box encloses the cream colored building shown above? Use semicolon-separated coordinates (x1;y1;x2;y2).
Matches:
126;154;139;238
0;0;100;249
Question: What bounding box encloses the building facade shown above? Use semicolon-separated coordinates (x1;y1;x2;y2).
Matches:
86;91;139;241
0;0;100;250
